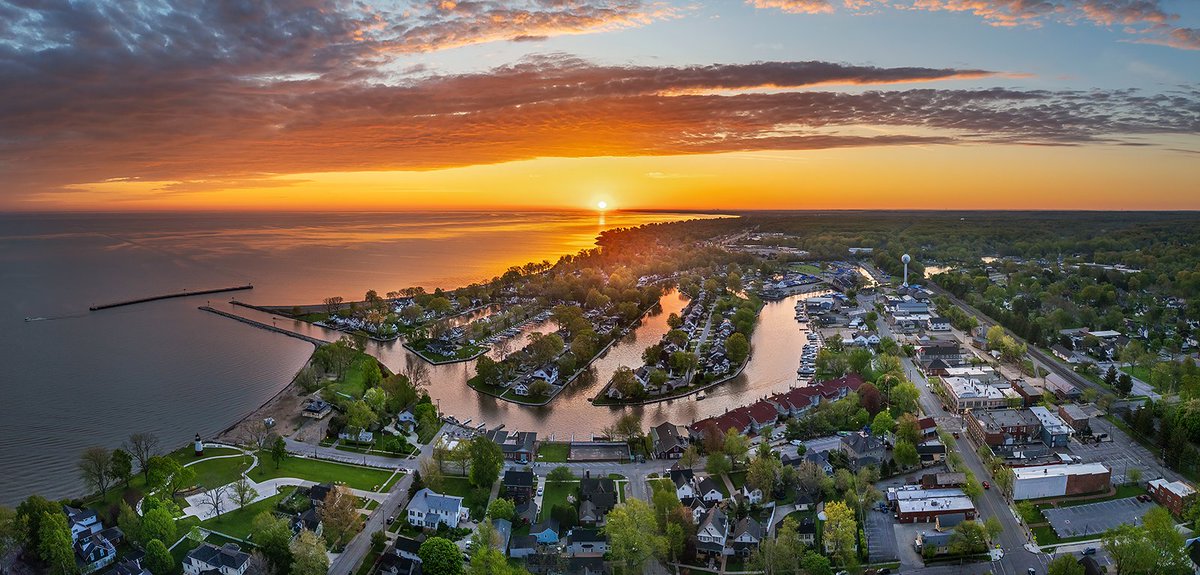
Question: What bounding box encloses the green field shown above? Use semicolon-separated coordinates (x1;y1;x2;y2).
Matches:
792;264;825;275
200;493;286;541
539;480;580;519
440;476;491;519
536;443;570;463
728;470;747;490
248;456;397;491
330;353;384;399
187;455;253;489
1121;366;1152;383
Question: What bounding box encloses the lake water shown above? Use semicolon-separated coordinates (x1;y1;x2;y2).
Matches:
0;211;717;504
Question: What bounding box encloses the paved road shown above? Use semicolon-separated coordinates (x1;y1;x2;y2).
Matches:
328;424;450;575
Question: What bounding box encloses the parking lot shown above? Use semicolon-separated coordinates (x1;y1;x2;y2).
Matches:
1069;422;1162;485
567;442;630;461
1043;497;1155;538
865;506;899;563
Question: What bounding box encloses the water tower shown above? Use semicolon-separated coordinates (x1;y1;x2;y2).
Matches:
901;254;911;287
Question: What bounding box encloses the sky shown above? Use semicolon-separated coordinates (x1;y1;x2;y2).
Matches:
1;0;1198;211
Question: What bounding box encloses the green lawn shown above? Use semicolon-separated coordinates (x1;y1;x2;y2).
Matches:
1121;366;1152;383
170;446;242;465
1032;485;1148;511
792;264;824;275
187;455;253;489
539;481;580;519
408;339;488;363
248;456;396;491
330;353;383;399
537;443;570;463
649;478;673;496
200;493;285;541
440;477;491;519
728;471;747;490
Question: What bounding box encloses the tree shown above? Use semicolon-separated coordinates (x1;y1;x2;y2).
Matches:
1116;372;1134;396
320;485;362;548
144;539;174;575
127;432;161;481
201;484;229;518
896;413;920;445
252;512;294;575
141;507;176;544
724;428;750;465
823;501;857;566
606;500;665;574
116;500;141;543
109;449;133;488
611;366;642;398
271;436;288;469
794;461;826;497
1047;554;1084;575
1105;365;1119;387
747;455;781;494
468;435;503;488
680;445;701;469
548;466;575;481
419;458;445;491
487;498;515;521
706;453;732;477
949;520;988;555
290;530;330;575
38;511;75;575
858;383;883;416
16;495;59;551
1127;467;1143;485
893;440;919;469
726;332;750;364
346;400;378;431
666;313;682;329
871;411;895;436
891;381;920;414
229;476;258;509
418;537;464;575
751;516;802;574
800;551;832;575
78;446;114;498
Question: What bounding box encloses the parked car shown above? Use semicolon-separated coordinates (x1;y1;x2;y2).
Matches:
386;516;395;525
982;481;990;489
953;431;960;438
537;485;545;497
1083;547;1097;555
790;439;804;446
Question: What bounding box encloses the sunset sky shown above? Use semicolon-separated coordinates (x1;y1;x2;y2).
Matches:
1;0;1198;211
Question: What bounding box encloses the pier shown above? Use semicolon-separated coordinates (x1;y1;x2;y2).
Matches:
89;285;253;311
198;306;329;346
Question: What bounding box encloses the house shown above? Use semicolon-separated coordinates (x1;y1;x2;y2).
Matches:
485;430;537;463
339;429;374;443
796;516;817;546
406;489;469;529
1030;406;1072;447
512;383;530;396
396;409;416;428
741;484;763;505
1149;479;1197;516
377;552;420;575
650;422;689;459
840;432;886;469
696;507;729;556
915;530;954;556
793;490;817;512
928;317;952;332
805;450;834;475
564;557;611;575
508;535;537;559
579;472;619;525
514;500;538;526
531;520;561;545
1058;404;1091;433
492;519;512;554
670;468;696;501
64;506;120;574
503;469;535;503
1014;382;1043;407
916;440;947;466
917;417;939;438
697;476;725;503
532;365;559;385
565;528;609;556
390;537;421;562
1052;344;1077;363
746;401;779;431
729;517;763;557
104;557;151;575
302;399;332;420
183;543;251;575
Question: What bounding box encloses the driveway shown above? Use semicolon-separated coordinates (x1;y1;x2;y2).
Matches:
865;507;899;563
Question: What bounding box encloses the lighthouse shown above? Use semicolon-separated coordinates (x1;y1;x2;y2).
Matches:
901;254;911;287
194;433;204;457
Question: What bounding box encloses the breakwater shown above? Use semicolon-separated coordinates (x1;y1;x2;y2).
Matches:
199;306;329;346
90;284;253;311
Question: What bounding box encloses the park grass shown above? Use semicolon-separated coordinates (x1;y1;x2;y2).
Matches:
536;443;570;463
200;493;285;541
248;456;396;491
439;476;490;519
188;455;253;489
539;480;580;519
1121;366;1152;382
169;446;242;465
792;264;824;275
330;353;382;399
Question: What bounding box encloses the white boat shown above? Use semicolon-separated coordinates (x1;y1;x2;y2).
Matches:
696;392;706;400
798;366;816;375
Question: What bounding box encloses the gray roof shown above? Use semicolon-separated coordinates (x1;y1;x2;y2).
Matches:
651;422;686;454
485;430;537;454
186;543;250;571
699;507;727;535
732;517;763;540
697;476;722;495
408;488;464;515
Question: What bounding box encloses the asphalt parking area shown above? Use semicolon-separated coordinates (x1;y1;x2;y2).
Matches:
1068;438;1156;485
865;507;899;563
1042;497;1155;538
568;443;630;461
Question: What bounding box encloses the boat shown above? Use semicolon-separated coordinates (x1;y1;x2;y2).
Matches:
798;366;816;375
696;392;706;400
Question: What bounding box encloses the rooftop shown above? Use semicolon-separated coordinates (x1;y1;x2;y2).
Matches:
1150;478;1197;498
971;408;1040;431
1030;406;1072;435
1012;463;1110;480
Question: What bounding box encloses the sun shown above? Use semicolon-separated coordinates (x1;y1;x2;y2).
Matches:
597;200;608;211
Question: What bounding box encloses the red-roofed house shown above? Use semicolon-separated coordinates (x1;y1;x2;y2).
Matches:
918;417;938;438
746;401;779;431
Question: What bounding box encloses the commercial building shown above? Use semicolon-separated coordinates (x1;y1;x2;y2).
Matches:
889;487;977;523
942;377;1007;411
1030;406;1072;447
966;409;1041;446
1148;479;1197;516
1012;463;1111;501
1058;404;1091;433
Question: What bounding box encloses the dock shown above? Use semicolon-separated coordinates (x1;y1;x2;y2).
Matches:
198;306;329;346
90;285;253;311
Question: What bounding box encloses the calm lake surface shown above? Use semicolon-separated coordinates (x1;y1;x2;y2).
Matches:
0;211;716;504
2;210;821;505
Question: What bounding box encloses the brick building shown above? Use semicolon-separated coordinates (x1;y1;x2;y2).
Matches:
966;409;1041;446
1012;463;1111;501
1148;479;1196;516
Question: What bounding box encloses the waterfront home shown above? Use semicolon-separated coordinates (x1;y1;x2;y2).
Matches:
512;382;530;396
565;528;609;556
729;517;763;557
650;422;688;459
695;507;729;556
301;399;332;420
396;409;416;428
532;365;559;385
503;469;535;503
485;430;537;463
64;506;121;574
406;489;469;529
579;472;618;525
183;543;250;575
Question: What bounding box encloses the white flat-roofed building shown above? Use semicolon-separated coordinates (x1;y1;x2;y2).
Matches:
942;377;1006;411
892;489;977;523
1013;463;1110;501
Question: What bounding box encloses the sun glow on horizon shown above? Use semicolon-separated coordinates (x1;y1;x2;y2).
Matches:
597;200;608;211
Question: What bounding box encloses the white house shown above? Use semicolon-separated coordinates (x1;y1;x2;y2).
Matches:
406;489;469;529
183;543;250;575
670;469;696;500
532;365;559;385
697;476;725;503
741;485;763;505
696;507;729;556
